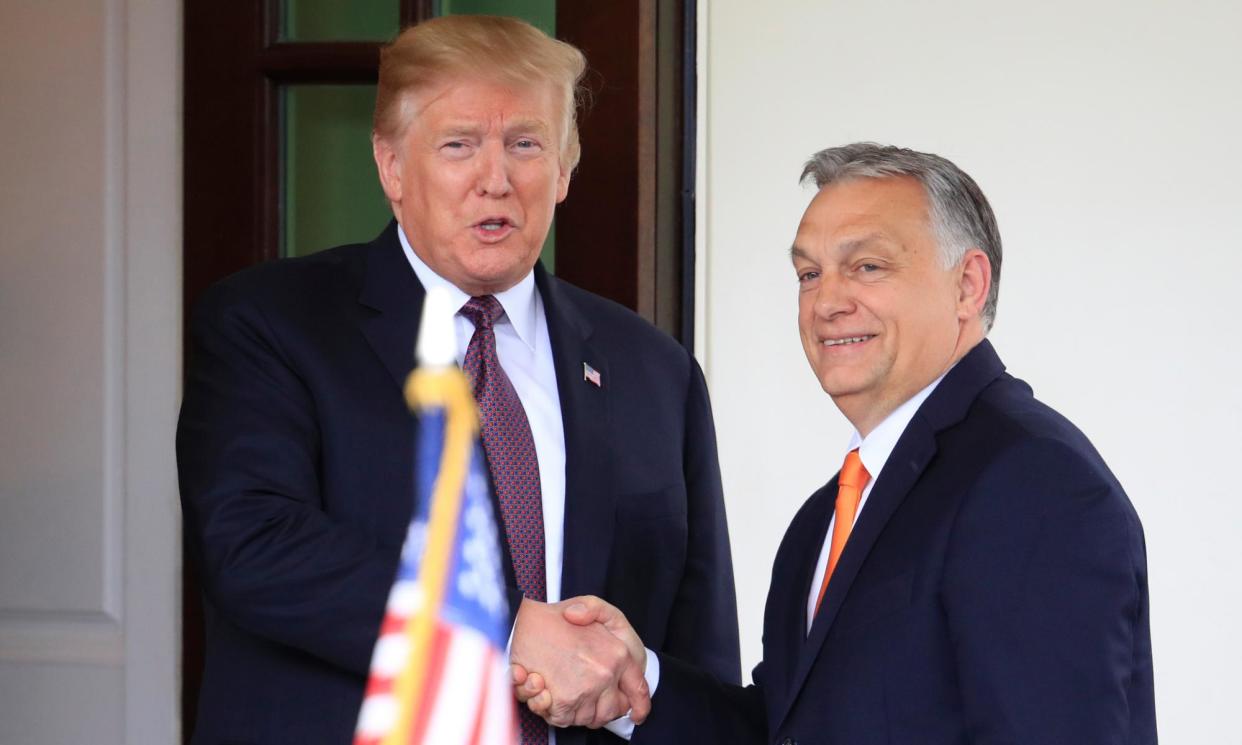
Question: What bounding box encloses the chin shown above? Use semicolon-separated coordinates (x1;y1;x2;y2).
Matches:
816;372;872;400
464;267;530;293
469;248;533;271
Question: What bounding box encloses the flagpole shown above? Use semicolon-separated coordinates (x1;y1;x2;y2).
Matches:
384;288;478;745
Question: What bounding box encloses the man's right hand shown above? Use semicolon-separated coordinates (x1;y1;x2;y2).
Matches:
509;597;651;729
514;595;651;728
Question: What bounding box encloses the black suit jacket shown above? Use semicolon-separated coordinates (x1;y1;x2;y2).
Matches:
177;222;741;745
637;340;1156;745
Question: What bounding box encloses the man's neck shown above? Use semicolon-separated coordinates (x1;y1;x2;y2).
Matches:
842;332;985;437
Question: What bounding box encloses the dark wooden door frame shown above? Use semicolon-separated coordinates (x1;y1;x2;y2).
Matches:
182;1;693;738
183;1;434;309
555;0;694;342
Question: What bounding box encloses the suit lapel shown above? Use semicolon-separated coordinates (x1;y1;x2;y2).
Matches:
773;421;938;728
775;340;1008;729
357;221;425;391
535;267;615;599
767;483;836;705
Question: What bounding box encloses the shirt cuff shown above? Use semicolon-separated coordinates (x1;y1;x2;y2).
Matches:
602;648;660;741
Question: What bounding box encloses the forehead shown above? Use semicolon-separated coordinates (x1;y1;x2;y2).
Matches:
795;176;932;245
408;75;564;130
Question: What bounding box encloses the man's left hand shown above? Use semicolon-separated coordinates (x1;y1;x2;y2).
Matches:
512;595;650;728
509;597;649;728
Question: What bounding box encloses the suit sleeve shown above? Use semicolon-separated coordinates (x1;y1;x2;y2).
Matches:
176;283;394;676
658;357;742;684
632;653;765;745
942;437;1148;744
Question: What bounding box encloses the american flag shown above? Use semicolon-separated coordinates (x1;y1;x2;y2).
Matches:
354;382;517;745
583;362;601;387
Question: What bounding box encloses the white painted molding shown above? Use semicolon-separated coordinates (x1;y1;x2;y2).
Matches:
0;0;180;740
121;0;183;742
692;0;710;372
0;616;124;667
101;0;126;630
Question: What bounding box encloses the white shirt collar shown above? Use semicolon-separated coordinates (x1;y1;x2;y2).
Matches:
806;369;954;636
848;370;951;485
397;222;539;352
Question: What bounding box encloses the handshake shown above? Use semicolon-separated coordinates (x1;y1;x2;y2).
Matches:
509;595;651;729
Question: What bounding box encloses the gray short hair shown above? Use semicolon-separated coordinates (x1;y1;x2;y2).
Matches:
801;143;1002;331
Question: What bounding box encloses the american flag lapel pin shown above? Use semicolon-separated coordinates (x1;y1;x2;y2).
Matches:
583;362;602;387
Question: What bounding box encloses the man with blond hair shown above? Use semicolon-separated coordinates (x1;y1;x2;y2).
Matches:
178;15;739;745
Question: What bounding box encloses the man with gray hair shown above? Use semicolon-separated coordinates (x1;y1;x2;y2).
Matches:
518;143;1157;744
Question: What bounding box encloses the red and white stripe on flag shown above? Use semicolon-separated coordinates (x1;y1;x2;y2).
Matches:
355;583;516;745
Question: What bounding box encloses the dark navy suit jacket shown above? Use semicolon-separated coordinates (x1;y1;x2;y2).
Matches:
176;222;741;745
636;340;1156;745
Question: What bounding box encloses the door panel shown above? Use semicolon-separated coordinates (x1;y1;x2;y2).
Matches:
283;84;391;257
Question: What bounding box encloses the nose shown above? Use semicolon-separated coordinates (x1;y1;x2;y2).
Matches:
475;141;512;197
812;271;853;321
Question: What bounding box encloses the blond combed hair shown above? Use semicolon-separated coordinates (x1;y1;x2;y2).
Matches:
374;15;587;171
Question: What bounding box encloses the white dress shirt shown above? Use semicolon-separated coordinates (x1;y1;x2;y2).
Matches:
399;228;648;740
804;372;950;633
399;228;567;606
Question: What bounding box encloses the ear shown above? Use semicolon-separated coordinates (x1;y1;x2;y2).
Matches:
956;249;991;321
554;162;571;204
372;133;403;204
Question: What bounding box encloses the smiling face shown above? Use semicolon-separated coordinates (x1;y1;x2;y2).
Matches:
792;176;989;436
373;76;571;296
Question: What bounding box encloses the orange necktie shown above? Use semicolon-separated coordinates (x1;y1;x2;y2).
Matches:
814;449;870;616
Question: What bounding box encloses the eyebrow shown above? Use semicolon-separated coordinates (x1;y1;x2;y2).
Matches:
504;119;552;138
790;233;887;262
434;119;553;141
438;123;484;138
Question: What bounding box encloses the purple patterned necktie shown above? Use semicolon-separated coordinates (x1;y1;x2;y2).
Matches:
459;295;548;745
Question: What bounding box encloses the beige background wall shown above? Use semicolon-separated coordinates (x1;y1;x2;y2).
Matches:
698;1;1242;742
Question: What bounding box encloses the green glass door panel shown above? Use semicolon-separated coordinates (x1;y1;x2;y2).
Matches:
439;0;556;35
440;0;558;270
281;0;399;41
283;85;392;258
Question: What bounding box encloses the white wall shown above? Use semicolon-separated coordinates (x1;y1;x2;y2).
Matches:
700;0;1242;741
0;1;181;743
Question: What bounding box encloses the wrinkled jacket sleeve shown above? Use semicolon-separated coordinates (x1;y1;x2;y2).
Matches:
177;283;394;676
